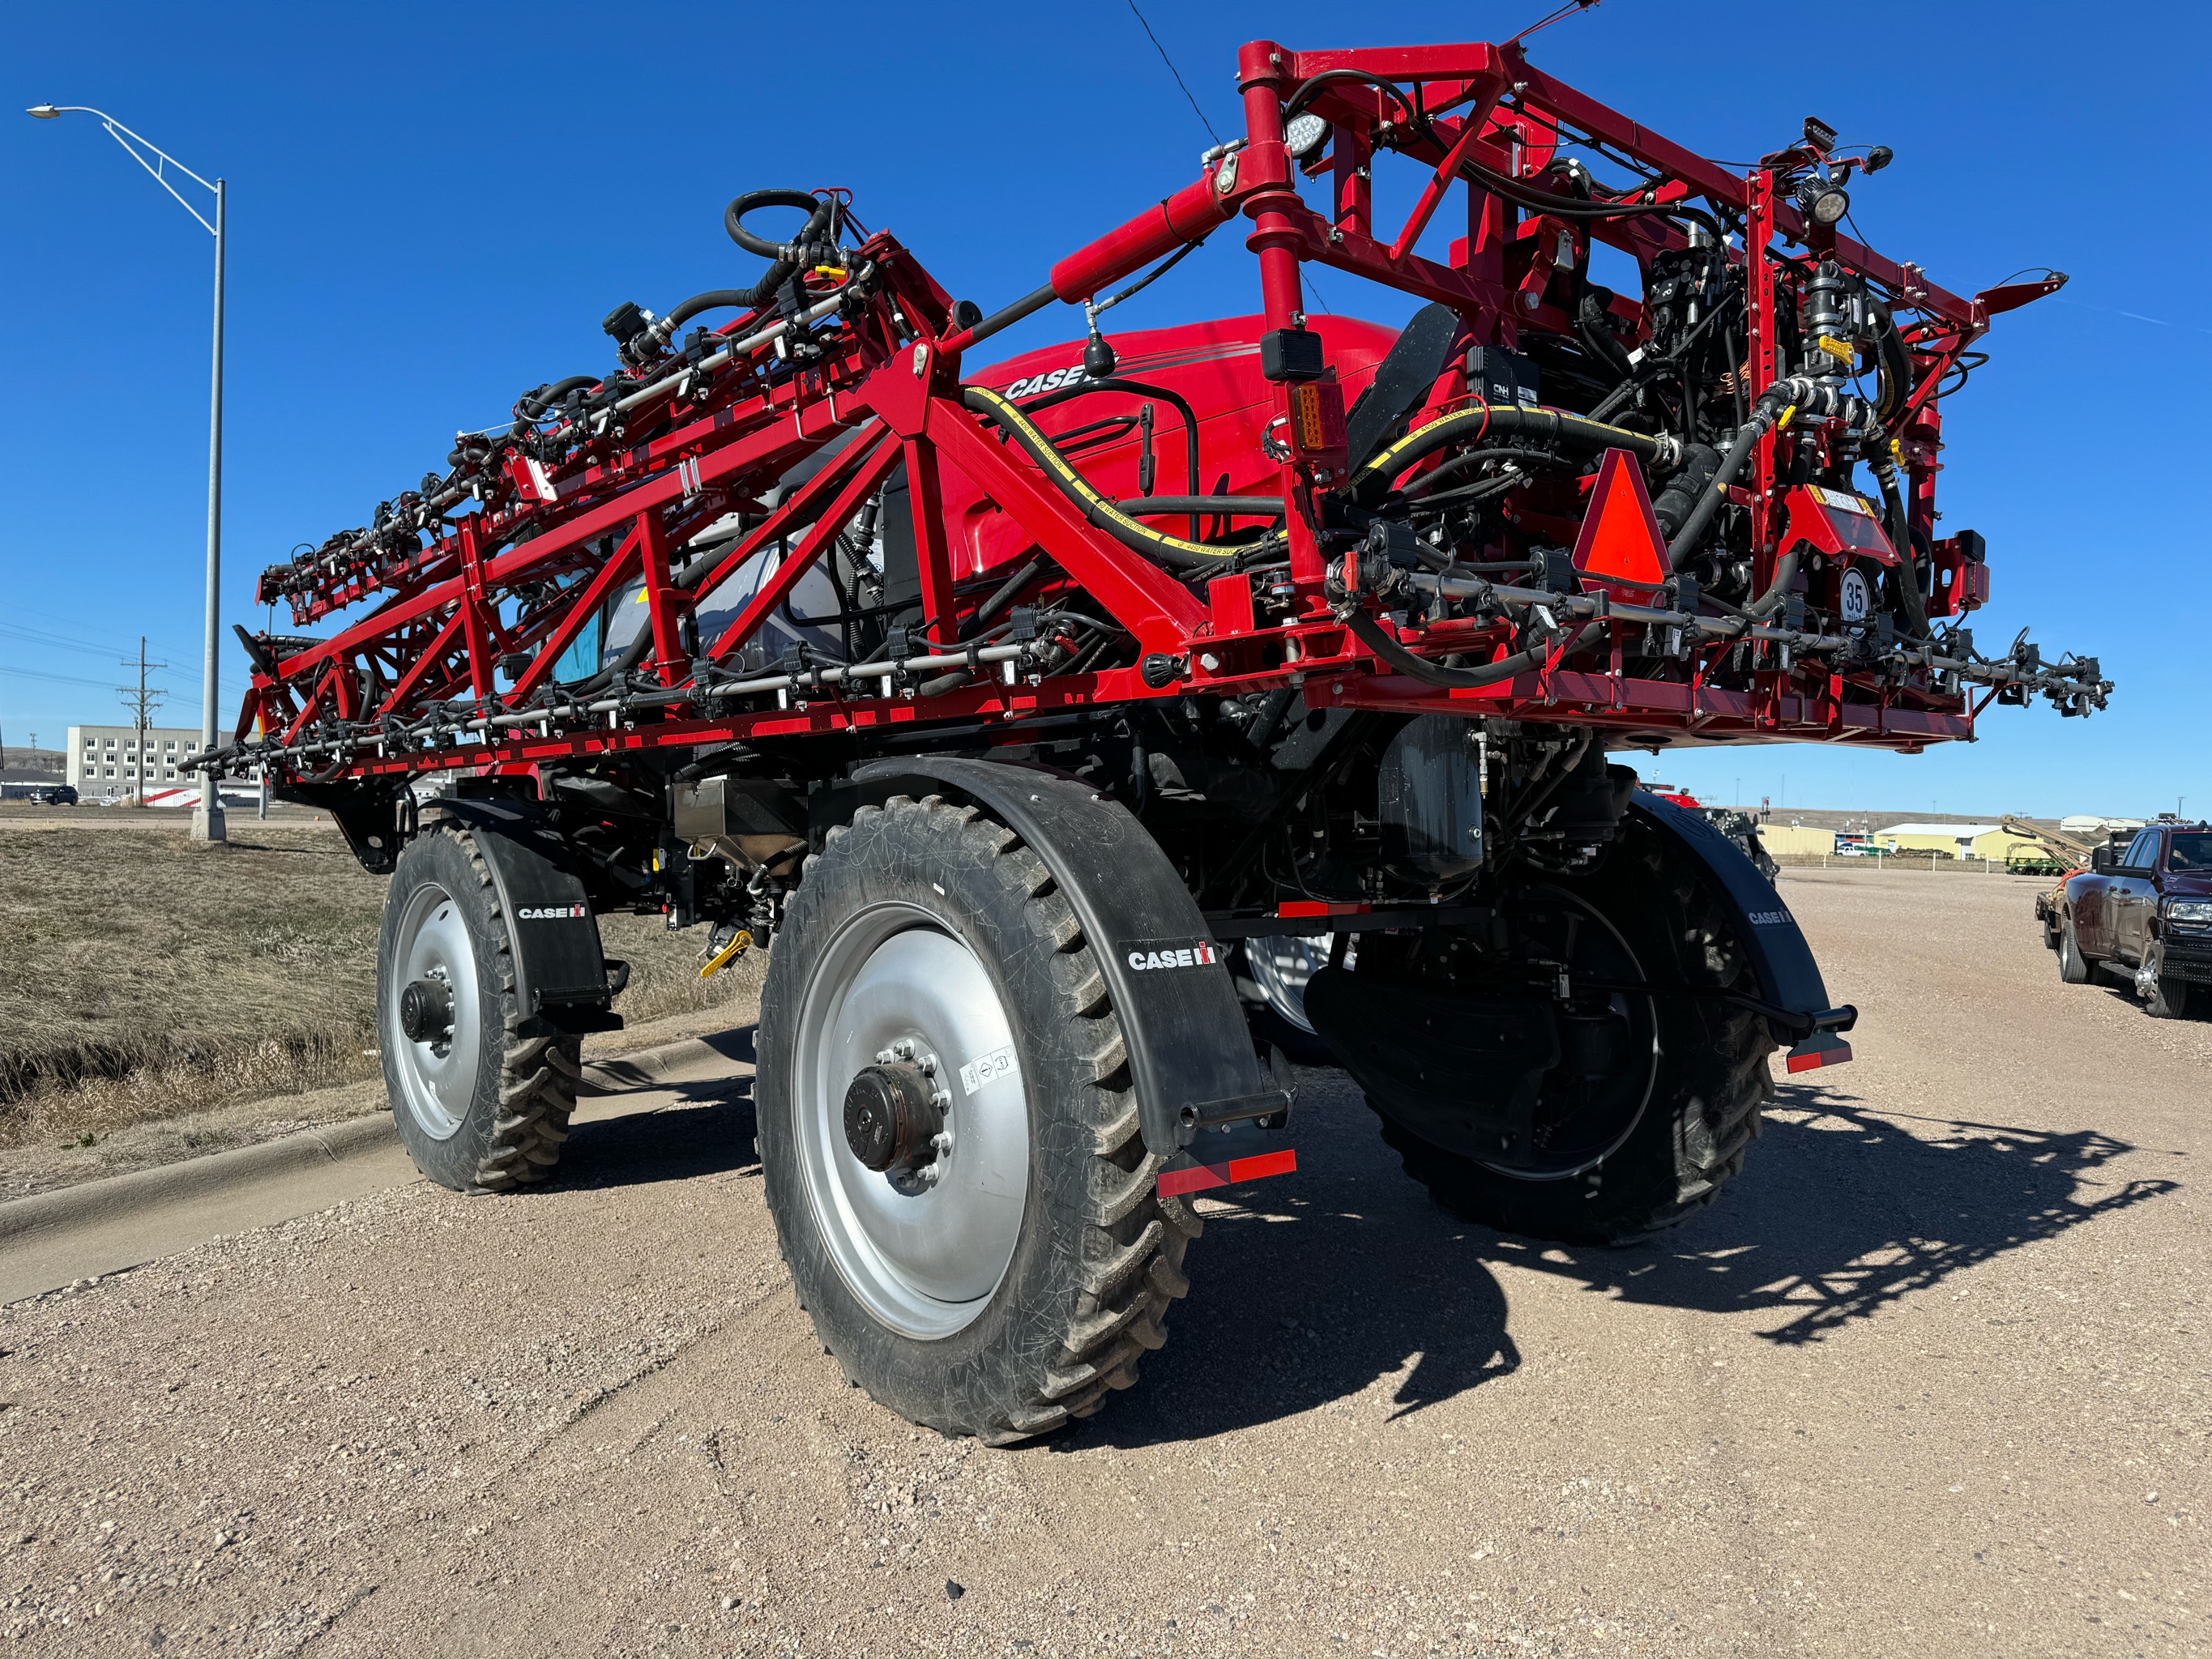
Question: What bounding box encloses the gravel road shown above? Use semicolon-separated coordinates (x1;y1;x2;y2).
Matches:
2;868;2203;1657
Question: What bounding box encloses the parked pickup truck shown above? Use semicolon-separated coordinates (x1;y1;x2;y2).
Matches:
2049;821;2212;1018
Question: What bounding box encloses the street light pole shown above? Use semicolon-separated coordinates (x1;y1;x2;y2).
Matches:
28;103;227;842
200;177;227;843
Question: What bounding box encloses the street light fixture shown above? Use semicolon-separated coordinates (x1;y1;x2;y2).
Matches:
28;103;228;844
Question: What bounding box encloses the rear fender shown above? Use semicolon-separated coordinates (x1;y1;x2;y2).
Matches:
843;758;1286;1164
1628;791;1855;1072
429;797;623;1037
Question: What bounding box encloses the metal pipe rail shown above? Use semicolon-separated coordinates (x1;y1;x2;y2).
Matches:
1398;574;2110;705
186;642;1035;774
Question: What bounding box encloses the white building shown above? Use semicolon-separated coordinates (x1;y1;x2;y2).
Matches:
66;724;207;800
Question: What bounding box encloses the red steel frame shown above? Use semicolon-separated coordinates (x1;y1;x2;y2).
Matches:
236;35;2074;785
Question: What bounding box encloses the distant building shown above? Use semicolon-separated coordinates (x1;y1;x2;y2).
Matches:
66;724;206;800
1877;822;2046;860
1760;824;1837;856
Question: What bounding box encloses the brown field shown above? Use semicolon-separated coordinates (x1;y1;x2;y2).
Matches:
0;819;749;1148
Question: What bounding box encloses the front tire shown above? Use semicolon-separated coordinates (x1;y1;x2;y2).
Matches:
377;824;580;1193
1378;823;1774;1245
2142;949;2199;1019
756;795;1201;1443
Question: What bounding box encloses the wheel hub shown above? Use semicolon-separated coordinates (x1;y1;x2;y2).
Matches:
843;1060;945;1171
398;976;455;1045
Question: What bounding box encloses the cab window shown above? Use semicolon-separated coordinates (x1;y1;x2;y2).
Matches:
2122;832;2155;870
2167;831;2210;872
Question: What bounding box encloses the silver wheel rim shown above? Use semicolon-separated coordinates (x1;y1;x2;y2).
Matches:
385;881;484;1141
792;903;1030;1339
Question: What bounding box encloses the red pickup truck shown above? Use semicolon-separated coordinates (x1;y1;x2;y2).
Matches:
2052;821;2212;1018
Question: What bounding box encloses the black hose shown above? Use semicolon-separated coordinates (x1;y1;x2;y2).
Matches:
1867;297;1913;426
1663;392;1787;572
1352;403;1665;507
1868;456;1931;637
1460;156;1722;235
517;376;600;420
1115;495;1282;517
1018;376;1204;540
1341;607;1556;689
720;190;838;309
1401;446;1581;505
965;555;1044;640
1742;548;1802;621
1284;69;1420;125
963;386;1252;572
662;288;768;332
1650;443;1719;539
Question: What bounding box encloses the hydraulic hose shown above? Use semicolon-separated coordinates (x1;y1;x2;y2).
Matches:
1340;606;1558;689
962;386;1251;572
516;376;600;420
1352;404;1672;507
1018;375;1205;540
1867;452;1931;637
720;190;839;309
1868;297;1913;426
1660;377;1861;574
661;288;770;333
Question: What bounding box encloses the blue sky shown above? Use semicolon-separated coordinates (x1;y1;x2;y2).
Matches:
6;1;2205;817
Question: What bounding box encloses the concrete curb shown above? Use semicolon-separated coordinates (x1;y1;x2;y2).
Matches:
0;1030;735;1251
0;1115;400;1248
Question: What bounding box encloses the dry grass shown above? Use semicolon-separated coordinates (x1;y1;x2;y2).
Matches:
0;824;754;1149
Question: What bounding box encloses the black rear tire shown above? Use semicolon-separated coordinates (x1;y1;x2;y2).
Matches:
377;823;581;1194
1377;821;1775;1246
756;794;1201;1443
2058;916;2094;984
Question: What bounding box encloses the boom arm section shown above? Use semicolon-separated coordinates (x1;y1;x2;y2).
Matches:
201;36;2107;796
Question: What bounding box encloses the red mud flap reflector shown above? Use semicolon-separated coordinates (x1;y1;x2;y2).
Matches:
1784;1031;1854;1073
1157;1149;1299;1197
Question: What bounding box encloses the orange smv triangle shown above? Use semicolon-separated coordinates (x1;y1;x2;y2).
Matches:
1569;447;1669;591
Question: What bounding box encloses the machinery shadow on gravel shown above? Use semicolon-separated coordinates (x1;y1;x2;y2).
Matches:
1481;1081;2182;1346
1066;1083;1527;1448
562;1027;760;1188
1070;1075;2180;1448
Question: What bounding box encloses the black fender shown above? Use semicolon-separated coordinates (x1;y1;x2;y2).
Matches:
428;798;624;1035
844;758;1286;1162
1629;791;1855;1071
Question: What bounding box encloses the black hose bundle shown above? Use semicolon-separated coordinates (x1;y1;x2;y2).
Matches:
1352;403;1668;508
960;385;1251;572
720;189;840;310
515;375;600;421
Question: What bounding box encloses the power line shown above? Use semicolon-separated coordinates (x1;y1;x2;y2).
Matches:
117;637;170;804
1125;2;1221;148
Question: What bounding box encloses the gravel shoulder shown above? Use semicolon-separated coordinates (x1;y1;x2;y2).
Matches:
0;868;2203;1658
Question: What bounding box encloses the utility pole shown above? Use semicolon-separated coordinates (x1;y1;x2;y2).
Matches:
117;638;169;806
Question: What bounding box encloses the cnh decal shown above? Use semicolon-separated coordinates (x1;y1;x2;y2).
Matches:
518;904;590;920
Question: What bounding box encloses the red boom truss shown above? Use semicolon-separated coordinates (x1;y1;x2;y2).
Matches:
217;34;2104;791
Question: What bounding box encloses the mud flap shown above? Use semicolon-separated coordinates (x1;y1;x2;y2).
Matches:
847;759;1294;1182
1629;791;1855;1068
428;798;623;1036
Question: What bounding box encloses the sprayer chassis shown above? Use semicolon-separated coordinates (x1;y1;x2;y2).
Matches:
202;36;2107;1444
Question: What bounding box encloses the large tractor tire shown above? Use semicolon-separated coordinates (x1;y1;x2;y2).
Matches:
755;794;1201;1444
377;823;581;1193
1374;823;1775;1246
2057;916;2095;984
